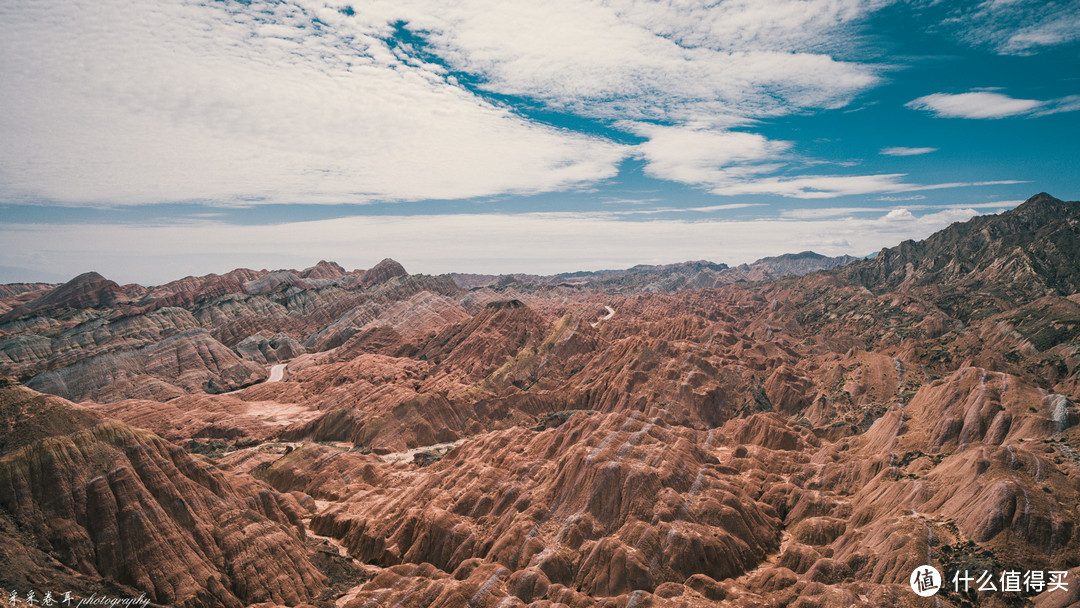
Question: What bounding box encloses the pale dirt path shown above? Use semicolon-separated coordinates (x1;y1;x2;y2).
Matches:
223;362;288;395
591;305;616;328
380;438;466;464
267;362;287;382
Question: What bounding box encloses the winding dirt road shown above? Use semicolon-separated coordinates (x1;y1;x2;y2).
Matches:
591;305;616;328
223;362;288;395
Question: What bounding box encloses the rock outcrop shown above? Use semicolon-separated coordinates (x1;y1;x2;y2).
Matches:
0;272;127;322
360;258;408;287
27;329;266;402
0;385;327;607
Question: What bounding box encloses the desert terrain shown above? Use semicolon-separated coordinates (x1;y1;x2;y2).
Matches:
2;193;1079;607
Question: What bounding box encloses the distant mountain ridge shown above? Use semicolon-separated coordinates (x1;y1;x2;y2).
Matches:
451;251;859;292
0;251;862;316
841;192;1080;321
0;258;409;323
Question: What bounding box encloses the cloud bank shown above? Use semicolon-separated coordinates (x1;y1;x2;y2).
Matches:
0;0;630;205
0;0;1068;213
0;0;914;205
937;0;1080;55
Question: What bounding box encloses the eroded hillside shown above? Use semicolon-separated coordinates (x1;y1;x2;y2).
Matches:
2;193;1079;607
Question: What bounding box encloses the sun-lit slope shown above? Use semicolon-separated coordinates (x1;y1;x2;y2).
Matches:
0;383;328;608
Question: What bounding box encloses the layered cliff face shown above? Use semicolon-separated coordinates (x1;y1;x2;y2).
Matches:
26;328;267;403
0;385;328;607
1;195;1079;607
0;272;128;323
0;259;453;403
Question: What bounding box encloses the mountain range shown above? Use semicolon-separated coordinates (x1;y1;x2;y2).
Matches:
1;192;1078;608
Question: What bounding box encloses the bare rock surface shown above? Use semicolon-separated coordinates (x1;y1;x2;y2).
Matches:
1;196;1079;607
0;385;327;607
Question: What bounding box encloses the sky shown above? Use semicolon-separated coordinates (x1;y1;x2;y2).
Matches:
1;0;1078;285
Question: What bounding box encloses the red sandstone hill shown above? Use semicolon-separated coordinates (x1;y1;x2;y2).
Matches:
0;384;333;607
0;195;1079;607
0;271;128;323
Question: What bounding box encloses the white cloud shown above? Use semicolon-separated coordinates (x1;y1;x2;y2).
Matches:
702;173;1023;199
0;0;906;206
621;121;1024;199
709;173;912;198
0;0;626;205
883;208;916;220
906;200;1023;210
574;202;765;216
781;207;882;219
629;123;791;186
1003;16;1080;53
0;207;989;284
906;91;1043;118
686;203;767;212
338;0;887;124
587;0;892;53
939;0;1080;55
877;195;926;201
1033;95;1080;117
780;199;1023;219
906;90;1080;120
880;146;938;156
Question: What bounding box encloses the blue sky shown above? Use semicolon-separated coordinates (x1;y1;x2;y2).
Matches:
1;0;1077;284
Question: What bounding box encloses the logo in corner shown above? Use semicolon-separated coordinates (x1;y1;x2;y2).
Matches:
910;565;942;597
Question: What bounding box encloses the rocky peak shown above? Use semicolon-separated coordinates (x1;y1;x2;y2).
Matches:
1010;191;1072;221
0;271;128;322
841;192;1080;319
243;270;310;295
300;259;347;280
414;297;546;381
748;251;859;277
361;258;408;286
763;251;825;261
